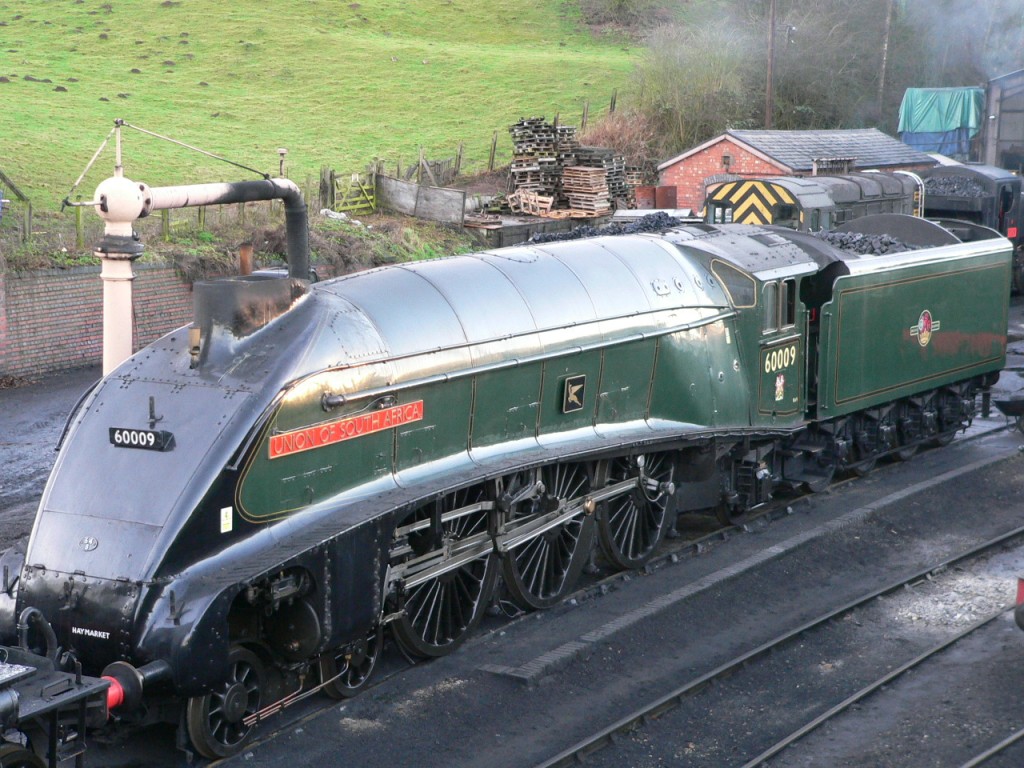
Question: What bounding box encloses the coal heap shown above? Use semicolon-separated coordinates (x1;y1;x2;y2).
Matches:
924;175;987;198
528;212;683;243
814;230;921;256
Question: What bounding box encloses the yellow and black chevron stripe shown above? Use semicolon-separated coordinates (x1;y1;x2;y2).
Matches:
707;180;798;226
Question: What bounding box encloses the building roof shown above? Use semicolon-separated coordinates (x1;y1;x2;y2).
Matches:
658;128;935;173
989;68;1024;84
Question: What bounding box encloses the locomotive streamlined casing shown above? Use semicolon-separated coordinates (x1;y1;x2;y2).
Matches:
5;234;756;693
235;236;743;521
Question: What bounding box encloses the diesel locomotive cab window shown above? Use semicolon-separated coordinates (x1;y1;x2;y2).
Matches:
774;204;798;229
710;259;755;307
710;204;733;224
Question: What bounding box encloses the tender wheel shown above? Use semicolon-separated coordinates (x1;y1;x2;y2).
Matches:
0;745;45;768
320;625;383;699
894;443;918;461
185;645;265;760
851;456;876;477
391;487;497;658
502;463;596;610
803;466;834;493
597;453;676;570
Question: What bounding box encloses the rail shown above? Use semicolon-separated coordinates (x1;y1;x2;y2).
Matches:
532;519;1024;768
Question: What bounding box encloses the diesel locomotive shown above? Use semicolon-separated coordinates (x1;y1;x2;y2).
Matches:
0;204;1012;760
703;171;923;231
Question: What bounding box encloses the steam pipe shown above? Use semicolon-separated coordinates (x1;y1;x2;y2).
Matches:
17;606;59;661
145;179;309;280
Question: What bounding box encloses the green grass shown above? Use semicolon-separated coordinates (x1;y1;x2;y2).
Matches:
0;0;636;210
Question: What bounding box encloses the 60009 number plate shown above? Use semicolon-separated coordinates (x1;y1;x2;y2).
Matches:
109;427;175;452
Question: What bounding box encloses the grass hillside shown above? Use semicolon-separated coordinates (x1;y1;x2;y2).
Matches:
1;0;636;210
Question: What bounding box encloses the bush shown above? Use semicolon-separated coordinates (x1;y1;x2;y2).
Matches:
578;0;667;28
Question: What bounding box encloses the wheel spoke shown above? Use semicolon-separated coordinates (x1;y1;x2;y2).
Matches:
597;453;675;570
321;625;382;699
186;646;264;760
392;486;496;658
502;463;596;610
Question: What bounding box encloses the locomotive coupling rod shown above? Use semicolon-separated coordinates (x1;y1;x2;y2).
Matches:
389;531;495;591
497;477;638;553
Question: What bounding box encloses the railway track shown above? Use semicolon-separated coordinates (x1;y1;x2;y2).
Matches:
959;726;1024;767
533;520;1024;768
741;606;1014;768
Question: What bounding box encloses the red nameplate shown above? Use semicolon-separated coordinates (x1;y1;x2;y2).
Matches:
269;401;424;459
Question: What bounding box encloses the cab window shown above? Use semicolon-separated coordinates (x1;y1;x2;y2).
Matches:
762;282;778;332
708;204;733;224
711;259;756;307
781;278;797;327
774;204;799;229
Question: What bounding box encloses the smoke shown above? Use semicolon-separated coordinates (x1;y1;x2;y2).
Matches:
901;0;1024;81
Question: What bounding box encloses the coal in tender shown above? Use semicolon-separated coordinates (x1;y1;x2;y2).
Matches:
529;212;684;243
924;176;987;198
813;230;921;256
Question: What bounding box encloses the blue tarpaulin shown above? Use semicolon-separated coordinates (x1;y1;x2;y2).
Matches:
898;87;984;156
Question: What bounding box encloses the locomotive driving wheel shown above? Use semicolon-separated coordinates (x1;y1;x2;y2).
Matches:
501;462;596;610
185;645;265;760
597;453;676;570
319;625;383;699
391;486;497;658
0;745;45;768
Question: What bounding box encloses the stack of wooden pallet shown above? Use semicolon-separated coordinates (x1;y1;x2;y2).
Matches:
567;147;634;209
508;117;580;201
561;165;612;215
625;167;646;187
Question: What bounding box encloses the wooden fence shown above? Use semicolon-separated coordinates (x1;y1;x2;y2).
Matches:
0;168;33;244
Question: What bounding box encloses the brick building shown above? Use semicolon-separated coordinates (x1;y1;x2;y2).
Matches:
656;128;936;212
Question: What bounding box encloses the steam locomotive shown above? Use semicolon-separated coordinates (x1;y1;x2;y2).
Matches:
0;209;1011;761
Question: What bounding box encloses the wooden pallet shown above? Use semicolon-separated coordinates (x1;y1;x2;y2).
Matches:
507;190;555;216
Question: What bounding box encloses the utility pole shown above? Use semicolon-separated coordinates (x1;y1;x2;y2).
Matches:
766;0;776;129
877;0;895;124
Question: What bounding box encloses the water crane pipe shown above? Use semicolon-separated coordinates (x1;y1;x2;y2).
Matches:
93;174;309;374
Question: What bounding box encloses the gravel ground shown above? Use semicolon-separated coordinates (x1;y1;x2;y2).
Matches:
0;365;99;550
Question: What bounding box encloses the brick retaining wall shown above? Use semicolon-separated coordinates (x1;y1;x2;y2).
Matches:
0;264;196;378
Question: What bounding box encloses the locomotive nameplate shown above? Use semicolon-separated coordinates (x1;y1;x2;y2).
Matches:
108;427;176;452
269;400;424;459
